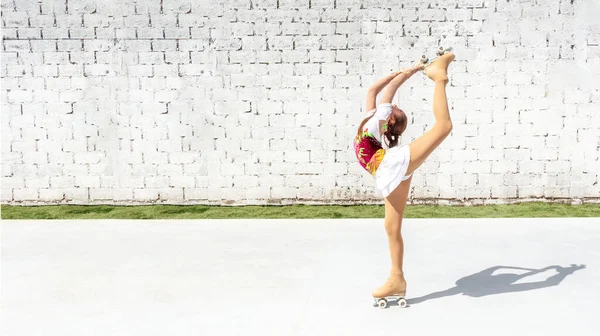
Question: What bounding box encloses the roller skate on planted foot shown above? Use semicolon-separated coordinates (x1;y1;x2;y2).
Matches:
372;273;408;309
421;47;455;83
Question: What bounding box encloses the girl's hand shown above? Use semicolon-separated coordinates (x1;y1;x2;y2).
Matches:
398;64;424;75
390;70;403;77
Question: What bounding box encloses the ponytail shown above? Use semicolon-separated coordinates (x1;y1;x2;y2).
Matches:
383;111;408;149
384;128;400;148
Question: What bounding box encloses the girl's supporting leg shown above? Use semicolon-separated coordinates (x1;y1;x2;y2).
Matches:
372;175;413;298
384;175;413;275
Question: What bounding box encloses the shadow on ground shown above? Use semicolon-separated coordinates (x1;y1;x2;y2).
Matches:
407;264;586;306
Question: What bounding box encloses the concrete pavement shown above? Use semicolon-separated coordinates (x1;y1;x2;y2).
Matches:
2;218;599;335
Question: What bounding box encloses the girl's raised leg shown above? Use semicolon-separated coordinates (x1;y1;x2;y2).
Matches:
406;52;455;176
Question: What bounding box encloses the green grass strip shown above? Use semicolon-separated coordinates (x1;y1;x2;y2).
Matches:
1;203;599;219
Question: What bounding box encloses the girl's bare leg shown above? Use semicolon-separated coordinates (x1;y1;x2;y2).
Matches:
406;52;455;176
372;175;412;298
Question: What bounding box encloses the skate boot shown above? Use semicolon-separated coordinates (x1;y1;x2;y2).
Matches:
372;273;407;309
423;47;455;83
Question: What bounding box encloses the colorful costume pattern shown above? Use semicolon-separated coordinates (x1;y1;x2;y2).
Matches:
353;104;413;198
354;130;386;176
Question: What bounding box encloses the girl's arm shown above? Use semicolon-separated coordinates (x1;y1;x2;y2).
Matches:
379;64;424;104
366;71;402;112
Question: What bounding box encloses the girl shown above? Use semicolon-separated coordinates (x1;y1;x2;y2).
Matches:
353;51;455;307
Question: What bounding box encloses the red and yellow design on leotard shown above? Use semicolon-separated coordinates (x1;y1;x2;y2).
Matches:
354;130;386;176
365;148;385;176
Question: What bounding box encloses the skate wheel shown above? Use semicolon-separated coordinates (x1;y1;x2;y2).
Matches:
420;55;428;64
437;46;445;55
398;298;408;308
377;299;387;309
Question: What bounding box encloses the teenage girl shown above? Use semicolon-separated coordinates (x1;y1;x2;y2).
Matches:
353;51;455;302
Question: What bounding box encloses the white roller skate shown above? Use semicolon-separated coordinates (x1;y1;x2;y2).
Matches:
422;47;456;83
420;46;454;66
371;273;408;309
372;294;408;309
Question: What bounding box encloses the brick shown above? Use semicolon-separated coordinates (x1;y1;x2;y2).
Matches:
7;65;31;77
419;8;445;21
133;188;159;201
184;187;208;200
1;188;13;202
241;63;268;76
56;40;82;52
61;187;88;201
37;189;64;201
18;28;42;39
13;189;38;201
3;12;29;27
7;90;33;103
281;50;308;63
271;187;296;199
241;186;267;200
109;28;134;39
33;65;59;77
23;14;48;27
3;176;25;188
1;52;18;66
4;40;30;51
156;187;183;202
66;27;93;39
43;52;69;64
137;28;164;39
348;9;387;21
307;23;334;36
282;22;308;36
1;77;19;90
88;188;112;200
121;40;152;52
321;35;347;49
30;40;57;52
445;8;471;21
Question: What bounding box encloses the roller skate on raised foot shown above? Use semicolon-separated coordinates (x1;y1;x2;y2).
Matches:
420;46;454;65
371;273;408;309
422;47;455;83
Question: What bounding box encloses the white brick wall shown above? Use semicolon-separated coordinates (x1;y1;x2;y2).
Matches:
1;0;599;205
